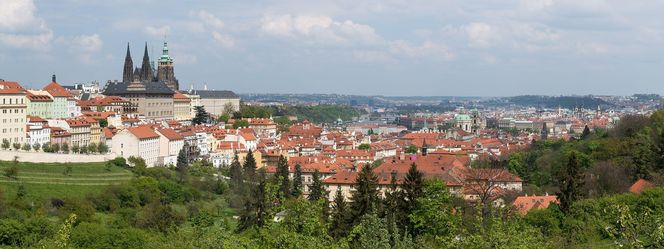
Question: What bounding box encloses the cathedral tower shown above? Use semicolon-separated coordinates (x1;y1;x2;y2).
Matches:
122;43;133;83
157;41;179;91
140;43;153;81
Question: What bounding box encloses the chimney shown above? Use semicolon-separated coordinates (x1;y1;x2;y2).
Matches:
52;74;56;83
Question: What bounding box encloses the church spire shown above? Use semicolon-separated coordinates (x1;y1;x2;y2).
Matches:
140;42;152;81
122;43;133;83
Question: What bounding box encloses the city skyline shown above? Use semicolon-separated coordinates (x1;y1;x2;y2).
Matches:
1;0;664;96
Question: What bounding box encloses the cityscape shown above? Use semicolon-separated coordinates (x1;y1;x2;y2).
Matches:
1;1;663;248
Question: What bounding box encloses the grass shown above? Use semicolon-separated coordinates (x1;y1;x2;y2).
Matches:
0;160;134;201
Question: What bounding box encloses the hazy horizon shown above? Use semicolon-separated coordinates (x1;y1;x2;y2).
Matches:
2;0;663;96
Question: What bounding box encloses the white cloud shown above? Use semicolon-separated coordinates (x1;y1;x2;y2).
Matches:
71;34;103;52
260;14;383;46
464;22;497;48
144;25;171;37
197;10;225;29
389;40;455;61
212;31;235;48
0;0;52;50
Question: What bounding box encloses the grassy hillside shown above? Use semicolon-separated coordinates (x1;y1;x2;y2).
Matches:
0;160;132;200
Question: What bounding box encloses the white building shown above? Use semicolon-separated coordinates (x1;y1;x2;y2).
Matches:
0;80;27;145
156;128;184;166
112;126;160;167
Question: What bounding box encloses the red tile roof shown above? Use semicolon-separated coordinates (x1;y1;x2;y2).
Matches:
0;81;25;94
629;179;655;194
512;195;559;215
157;128;183;141
43;81;72;97
127;126;159;139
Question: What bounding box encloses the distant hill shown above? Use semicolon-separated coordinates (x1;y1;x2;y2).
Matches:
501;95;612;109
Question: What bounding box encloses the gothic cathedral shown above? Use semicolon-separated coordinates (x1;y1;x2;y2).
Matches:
122;42;179;91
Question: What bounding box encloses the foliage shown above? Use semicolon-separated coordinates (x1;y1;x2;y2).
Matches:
308;169;325;202
292;163;303;198
358;143;371;150
405;145;418;154
192;106;209;125
410;179;460;242
233;119;249;129
350;165;379;224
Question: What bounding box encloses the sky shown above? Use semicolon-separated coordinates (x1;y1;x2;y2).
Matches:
1;0;663;96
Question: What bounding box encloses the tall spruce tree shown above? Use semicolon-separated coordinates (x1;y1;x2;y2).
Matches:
350;164;380;223
400;163;424;233
237;169;269;232
176;148;188;182
383;171;401;227
229;153;243;190
308;169;325;201
276;155;291;199
556;150;586;214
292;163;303;197
330;187;349;238
581;125;591;139
243;149;257;180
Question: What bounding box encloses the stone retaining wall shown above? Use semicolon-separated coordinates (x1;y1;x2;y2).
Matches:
0;150;117;163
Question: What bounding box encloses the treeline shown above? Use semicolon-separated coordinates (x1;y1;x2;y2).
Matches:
507;111;664;196
501;95;612;109
233;103;366;124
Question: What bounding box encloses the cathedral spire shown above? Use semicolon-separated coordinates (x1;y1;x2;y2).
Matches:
122;43;133;83
140;42;152;81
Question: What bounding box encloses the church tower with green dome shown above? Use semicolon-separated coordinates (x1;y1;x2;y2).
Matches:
157;41;179;91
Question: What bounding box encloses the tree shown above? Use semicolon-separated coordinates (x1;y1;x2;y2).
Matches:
233;120;249;129
275;155;290;199
99;119;108;128
358;143;371;150
556;150;589;214
3;157;19;180
229;153;243;191
405;145;418;154
54;143;63;153
87;142;97;154
97;143;108;154
630;127;657;180
1;139;9;150
242;150;257;180
21;143;30;151
192;106;209;125
330;187;349;238
410;179;459;241
72;144;80;154
581;125;591;139
176;148;188;182
218;114;230;123
63;164;73;176
32;143;41;152
12;143;20;150
292;163;303;197
400;163;423;233
42;142;50;152
347;213;391;249
62;143;69;153
80;145;88;154
350;165;379;223
308;169;325;202
237;170;271;232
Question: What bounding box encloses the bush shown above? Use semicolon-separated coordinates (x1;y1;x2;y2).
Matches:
135;202;184;233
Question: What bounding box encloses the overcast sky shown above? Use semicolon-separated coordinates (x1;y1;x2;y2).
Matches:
1;0;663;96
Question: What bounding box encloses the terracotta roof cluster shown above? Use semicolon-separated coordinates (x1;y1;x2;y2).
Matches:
512;195;559;214
26;92;52;101
127;126;159;139
43;81;73;97
0;81;26;94
156;128;183;141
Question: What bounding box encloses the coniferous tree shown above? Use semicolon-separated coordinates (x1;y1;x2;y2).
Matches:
308;169;325;201
176;148;188;182
292;163;303;197
383;171;401;229
330;187;349;238
192;106;209;125
275;155;291;199
229;153;243;190
243;149;257;180
556;150;586;214
237;169;269;232
400;163;424;233
350;164;379;223
581;125;591;139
